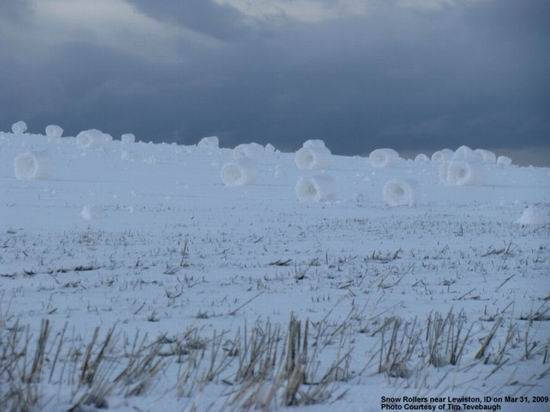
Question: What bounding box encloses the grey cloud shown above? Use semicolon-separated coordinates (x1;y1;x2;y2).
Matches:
129;0;251;40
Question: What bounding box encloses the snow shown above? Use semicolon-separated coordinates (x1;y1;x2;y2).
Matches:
1;127;550;411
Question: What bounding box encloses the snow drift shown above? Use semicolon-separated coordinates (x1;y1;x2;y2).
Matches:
295;175;336;202
12;121;27;135
383;179;416;207
14;151;53;180
221;159;257;186
368;148;400;168
45;125;63;138
295;146;332;170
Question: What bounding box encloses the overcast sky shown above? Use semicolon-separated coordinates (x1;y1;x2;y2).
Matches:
1;0;549;163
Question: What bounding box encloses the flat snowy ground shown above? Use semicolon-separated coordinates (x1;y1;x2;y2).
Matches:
1;131;549;411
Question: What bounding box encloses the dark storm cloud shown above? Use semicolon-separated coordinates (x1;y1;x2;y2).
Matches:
1;0;549;164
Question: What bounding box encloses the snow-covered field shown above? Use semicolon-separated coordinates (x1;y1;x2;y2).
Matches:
1;125;549;411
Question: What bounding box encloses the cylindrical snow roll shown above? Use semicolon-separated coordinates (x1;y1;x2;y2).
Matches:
496;156;512;167
515;205;550;225
302;139;327;149
368;148;400;168
295;146;332;170
121;133;136;144
45;125;63;138
221;159;257;186
265;143;276;153
445;161;482;186
76;131;94;148
414;153;429;162
233;143;265;160
474;149;496;163
295;175;336;202
383;179;416;207
14;151;53;180
452;145;472;159
12;121;27;134
452;145;483;163
76;129;113;149
80;205;105;221
197;136;219;149
431;148;453;162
